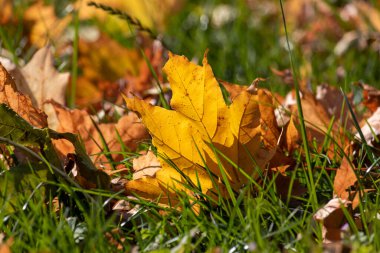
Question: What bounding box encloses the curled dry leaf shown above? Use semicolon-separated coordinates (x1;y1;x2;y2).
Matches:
0;63;47;128
125;52;279;198
46;100;149;171
132;151;161;180
11;46;69;110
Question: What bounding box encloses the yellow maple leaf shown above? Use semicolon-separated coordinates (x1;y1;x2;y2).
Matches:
124;52;278;197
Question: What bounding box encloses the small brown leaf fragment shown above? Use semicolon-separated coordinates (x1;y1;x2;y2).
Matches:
285;116;300;153
132;151;161;180
357;82;380;113
334;157;357;201
0;63;47;128
218;79;246;101
65;153;110;190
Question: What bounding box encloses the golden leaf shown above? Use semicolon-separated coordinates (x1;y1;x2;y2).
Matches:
125;52;278;196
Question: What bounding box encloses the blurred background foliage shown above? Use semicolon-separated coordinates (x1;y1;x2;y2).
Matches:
1;0;380;102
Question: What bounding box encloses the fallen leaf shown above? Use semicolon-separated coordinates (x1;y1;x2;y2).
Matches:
293;91;333;134
46;101;149;171
334;156;358;208
0;63;47;128
283;89;340;155
11;46;69;109
125;52;278;196
132;151;161;180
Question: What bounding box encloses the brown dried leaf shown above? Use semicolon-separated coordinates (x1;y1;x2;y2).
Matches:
46;101;148;171
316;84;348;121
0;63;47;128
285;116;300;153
334;157;358;205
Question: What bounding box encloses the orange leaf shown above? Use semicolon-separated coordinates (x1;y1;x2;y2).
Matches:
0;63;47;128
